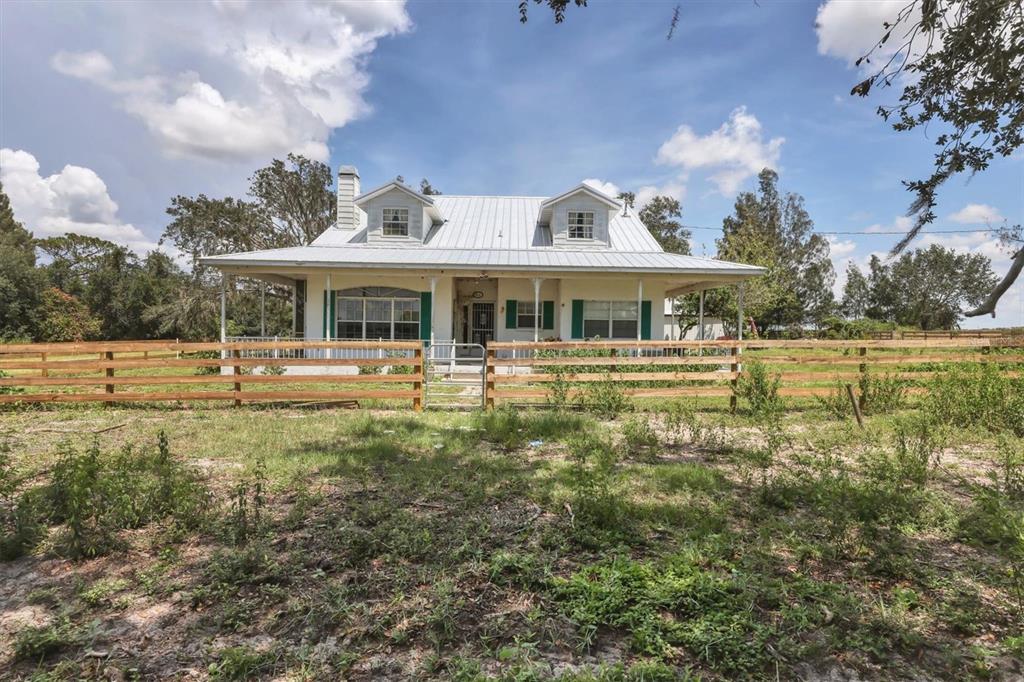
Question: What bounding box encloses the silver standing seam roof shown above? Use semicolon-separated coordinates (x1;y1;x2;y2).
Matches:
200;193;765;278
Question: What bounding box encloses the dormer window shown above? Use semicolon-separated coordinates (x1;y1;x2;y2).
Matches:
568;211;595;240
382;207;409;237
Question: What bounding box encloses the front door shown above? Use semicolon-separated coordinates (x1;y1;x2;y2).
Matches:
470;302;495;347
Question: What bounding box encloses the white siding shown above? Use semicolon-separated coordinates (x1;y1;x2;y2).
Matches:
363;188;427;244
549;194;613;248
496;278;561;342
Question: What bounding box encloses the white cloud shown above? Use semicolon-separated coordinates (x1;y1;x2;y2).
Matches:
50;1;410;163
0;148;156;252
827;236;857;259
581;178;621;198
656;106;784;195
815;0;910;67
863;215;914;234
581;178;687;210
948;203;1005;225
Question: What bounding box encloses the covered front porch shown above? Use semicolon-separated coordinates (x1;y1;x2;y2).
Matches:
214;266;751;358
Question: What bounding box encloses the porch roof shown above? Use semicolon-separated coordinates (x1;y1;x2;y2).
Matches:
200;245;766;278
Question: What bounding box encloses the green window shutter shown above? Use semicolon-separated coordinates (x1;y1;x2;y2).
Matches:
571;300;584;339
329;291;336;339
420;291;432;342
640;300;652;340
505;299;518;329
542;300;554;329
322;290;328;339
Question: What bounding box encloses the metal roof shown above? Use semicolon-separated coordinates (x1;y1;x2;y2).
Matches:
202;244;764;276
201;194;764;278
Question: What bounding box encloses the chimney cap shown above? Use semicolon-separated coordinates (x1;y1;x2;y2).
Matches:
339;165;359;177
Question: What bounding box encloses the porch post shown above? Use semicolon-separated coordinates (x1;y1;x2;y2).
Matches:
698;289;705;356
325;273;332;340
532;277;542;343
429;276;438;347
291;282;297;336
259;281;266;337
220;274;227;359
636;279;643;342
737;282;744;374
737;282;744;342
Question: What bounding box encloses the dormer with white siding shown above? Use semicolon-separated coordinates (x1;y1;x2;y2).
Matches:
353;181;443;245
540;183;620;249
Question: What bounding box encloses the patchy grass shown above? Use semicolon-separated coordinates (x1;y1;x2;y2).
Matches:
1;397;1023;680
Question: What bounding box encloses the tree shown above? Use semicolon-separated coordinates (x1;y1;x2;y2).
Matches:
419;179;442;196
638;196;691;255
518;0;587;23
865;254;899;322
163;154;335;269
840;262;871;319
851;0;1024;317
887;245;997;329
0;181;45;339
713;169;835;333
35;288;100;342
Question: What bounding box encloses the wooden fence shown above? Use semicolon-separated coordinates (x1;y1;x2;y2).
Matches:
2;338;1022;411
485;338;1024;408
0;340;424;409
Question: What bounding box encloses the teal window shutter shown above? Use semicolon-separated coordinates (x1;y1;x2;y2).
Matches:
505;300;518;329
571;300;584;339
640;300;652;340
542;300;554;329
322;290;328;339
420;291;432;341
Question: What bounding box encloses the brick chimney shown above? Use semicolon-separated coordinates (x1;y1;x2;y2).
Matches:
336;165;360;230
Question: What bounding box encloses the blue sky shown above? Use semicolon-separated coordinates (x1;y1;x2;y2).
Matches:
1;0;1021;325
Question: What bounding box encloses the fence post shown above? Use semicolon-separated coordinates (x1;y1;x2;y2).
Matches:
485;347;496;410
232;348;242;407
41;352;47;378
858;345;867;411
729;345;739;414
104;351;115;406
412;344;423;412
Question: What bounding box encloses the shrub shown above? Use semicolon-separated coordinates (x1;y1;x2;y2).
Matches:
815;380;851;421
0;434;44;560
227;459;268;546
734;360;781;418
925;363;1024;435
581;374;629;419
859;369;906;415
547;368;570;409
567;433;620;530
209;645;277;680
621;416;659;459
12;618;78;662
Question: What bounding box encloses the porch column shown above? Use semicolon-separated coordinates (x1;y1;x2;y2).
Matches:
324;273;332;340
259;281;266;337
429;276;438;347
532;277;542;343
698;289;705;356
636;279;643;342
219;274;227;359
737;282;744;372
737;282;744;342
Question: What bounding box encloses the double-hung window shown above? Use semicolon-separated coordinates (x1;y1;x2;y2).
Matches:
336;287;420;340
517;301;539;328
567;211;594;240
582;301;637;339
382;207;409;237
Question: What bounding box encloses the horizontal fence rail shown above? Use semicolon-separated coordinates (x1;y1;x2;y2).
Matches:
484;338;1024;409
0;340;424;409
3;337;1022;411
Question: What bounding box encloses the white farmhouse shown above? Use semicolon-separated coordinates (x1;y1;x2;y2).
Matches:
200;166;762;351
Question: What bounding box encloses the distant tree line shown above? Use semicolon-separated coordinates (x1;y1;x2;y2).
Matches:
0;154;1001;343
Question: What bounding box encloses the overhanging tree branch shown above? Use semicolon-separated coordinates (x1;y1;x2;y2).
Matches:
964;247;1024;317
